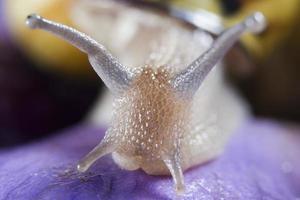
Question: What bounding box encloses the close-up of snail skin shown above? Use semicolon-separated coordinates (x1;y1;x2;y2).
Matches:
26;11;266;193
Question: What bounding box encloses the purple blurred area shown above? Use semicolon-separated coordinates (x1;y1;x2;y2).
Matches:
0;119;299;199
0;0;9;42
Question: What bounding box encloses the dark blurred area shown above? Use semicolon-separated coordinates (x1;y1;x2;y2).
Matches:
238;23;300;122
0;44;100;147
222;0;300;122
0;0;299;148
0;0;101;147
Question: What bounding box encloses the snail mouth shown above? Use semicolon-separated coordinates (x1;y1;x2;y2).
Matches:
112;152;142;171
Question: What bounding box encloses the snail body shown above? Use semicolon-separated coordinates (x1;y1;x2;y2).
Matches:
26;11;266;193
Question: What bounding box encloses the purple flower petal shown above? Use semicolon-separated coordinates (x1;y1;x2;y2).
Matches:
0;118;299;200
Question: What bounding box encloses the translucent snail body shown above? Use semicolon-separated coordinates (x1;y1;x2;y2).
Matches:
26;10;266;193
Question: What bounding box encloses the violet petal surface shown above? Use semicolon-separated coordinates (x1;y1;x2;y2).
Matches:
0;118;299;200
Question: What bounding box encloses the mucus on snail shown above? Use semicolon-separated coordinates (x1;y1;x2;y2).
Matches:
25;11;266;194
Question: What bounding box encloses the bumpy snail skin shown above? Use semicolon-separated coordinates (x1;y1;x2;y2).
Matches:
26;12;266;194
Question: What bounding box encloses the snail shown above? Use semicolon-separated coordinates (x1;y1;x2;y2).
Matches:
25;11;266;194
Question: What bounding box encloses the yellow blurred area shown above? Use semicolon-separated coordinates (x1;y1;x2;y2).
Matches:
171;0;220;13
225;0;300;60
5;0;91;76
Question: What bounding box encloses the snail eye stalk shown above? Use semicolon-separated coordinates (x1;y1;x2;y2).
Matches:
171;12;267;97
26;14;133;93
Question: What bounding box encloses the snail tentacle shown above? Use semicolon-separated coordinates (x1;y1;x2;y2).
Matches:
26;14;133;93
171;12;267;97
77;141;117;172
163;154;185;194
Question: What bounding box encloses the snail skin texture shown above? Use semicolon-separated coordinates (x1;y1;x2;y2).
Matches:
26;12;266;193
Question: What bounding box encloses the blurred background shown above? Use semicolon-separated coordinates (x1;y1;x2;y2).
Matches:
0;0;299;148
